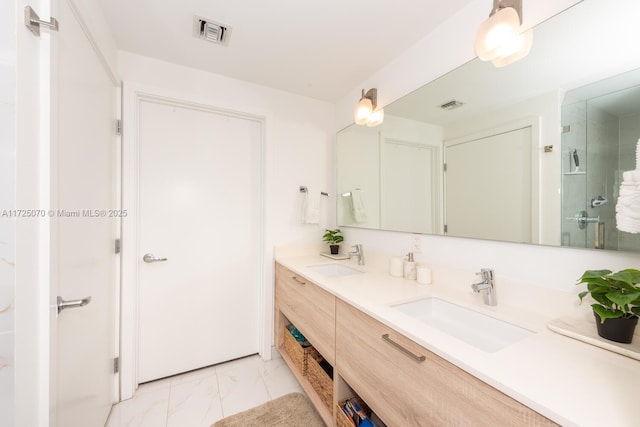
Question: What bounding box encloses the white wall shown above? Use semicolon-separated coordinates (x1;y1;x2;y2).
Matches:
335;0;640;295
0;0;15;424
15;0;54;424
67;0;118;84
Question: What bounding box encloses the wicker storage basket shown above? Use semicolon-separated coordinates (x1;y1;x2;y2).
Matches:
306;353;333;411
282;325;318;376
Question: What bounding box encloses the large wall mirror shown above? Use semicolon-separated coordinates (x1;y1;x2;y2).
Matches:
337;0;640;252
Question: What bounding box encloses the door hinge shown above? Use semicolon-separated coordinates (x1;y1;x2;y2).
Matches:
443;163;447;172
115;119;122;136
562;125;571;133
113;357;120;374
444;224;448;233
115;238;121;254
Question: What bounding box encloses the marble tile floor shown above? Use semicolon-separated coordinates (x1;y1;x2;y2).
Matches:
105;351;303;427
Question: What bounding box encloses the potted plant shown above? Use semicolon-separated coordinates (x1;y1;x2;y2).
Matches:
322;229;344;255
577;269;640;343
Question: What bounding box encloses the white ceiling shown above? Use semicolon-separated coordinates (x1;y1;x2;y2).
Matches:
98;0;476;102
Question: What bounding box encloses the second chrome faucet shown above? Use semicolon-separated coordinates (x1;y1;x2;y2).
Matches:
471;268;497;306
348;244;365;265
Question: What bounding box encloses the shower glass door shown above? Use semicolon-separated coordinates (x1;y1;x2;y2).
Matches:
561;100;589;248
561;79;640;251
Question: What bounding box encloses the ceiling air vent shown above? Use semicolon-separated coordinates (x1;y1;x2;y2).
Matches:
195;16;231;46
440;100;464;110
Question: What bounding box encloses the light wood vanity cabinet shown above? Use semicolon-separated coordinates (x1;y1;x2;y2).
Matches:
335;299;557;427
275;262;557;426
275;263;336;426
275;263;335;365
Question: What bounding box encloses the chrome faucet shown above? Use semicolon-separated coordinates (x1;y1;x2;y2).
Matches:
348;244;365;265
471;268;497;306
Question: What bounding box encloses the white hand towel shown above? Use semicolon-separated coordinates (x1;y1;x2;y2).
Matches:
616;139;640;233
301;189;320;224
350;189;367;223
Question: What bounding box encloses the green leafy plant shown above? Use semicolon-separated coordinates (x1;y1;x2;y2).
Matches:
322;228;344;245
577;269;640;323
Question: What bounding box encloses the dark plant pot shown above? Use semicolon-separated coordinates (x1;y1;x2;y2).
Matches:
593;311;638;344
329;244;340;255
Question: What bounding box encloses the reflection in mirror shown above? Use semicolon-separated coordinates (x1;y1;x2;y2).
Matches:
336;0;640;251
337;117;441;234
444;120;538;244
561;70;640;252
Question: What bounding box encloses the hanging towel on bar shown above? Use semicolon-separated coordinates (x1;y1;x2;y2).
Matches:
301;188;320;224
350;189;367;223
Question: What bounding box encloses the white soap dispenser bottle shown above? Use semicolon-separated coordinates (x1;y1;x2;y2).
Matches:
403;252;417;280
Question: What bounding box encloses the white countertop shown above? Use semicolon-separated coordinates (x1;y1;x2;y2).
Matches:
275;250;640;427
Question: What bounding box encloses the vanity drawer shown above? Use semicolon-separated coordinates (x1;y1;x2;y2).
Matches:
275;263;335;364
335;299;556;427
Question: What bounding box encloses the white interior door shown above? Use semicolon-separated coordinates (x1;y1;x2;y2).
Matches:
137;99;261;383
381;139;439;234
445;126;532;243
54;1;118;425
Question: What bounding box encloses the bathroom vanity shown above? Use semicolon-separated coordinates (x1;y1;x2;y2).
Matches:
274;250;640;426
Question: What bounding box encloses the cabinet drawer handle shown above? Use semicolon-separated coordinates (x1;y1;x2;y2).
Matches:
382;333;426;362
292;276;306;285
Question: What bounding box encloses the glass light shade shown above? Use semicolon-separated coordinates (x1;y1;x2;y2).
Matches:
354;98;373;125
475;7;521;61
366;108;384;127
491;28;533;67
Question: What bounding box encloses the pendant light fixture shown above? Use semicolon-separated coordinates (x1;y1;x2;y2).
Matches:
475;0;532;68
354;88;384;126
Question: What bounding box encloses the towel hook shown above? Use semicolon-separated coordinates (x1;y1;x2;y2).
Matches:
299;186;329;197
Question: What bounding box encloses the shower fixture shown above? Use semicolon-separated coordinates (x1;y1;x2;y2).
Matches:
571;148;580;172
591;196;608;208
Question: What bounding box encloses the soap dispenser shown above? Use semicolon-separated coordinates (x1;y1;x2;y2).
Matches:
403;252;417;280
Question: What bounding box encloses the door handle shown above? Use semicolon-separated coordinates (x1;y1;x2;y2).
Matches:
57;296;91;314
143;253;168;263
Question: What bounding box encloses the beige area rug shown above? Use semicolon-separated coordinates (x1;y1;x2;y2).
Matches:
213;392;325;427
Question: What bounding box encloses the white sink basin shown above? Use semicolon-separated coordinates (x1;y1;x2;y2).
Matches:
307;263;363;277
392;297;534;352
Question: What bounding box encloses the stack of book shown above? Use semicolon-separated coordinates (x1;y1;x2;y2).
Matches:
340;398;386;427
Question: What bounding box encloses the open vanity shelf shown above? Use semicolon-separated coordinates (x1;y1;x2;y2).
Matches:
277;315;333;426
276;313;383;427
